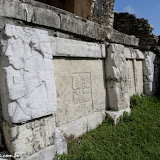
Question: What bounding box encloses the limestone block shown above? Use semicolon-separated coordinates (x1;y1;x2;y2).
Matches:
135;49;144;60
0;24;57;123
143;52;156;76
126;60;136;96
143;51;156;95
124;47;132;59
50;37;105;58
60;14;86;36
110;30;139;47
2;116;56;159
59;112;105;139
106;44;130;111
129;49;137;59
106;107;131;125
87;112;105;131
25;128;67;160
134;60;143;94
32;7;60;29
0;0;31;22
53;59;106;126
59;14;108;41
124;48;143;60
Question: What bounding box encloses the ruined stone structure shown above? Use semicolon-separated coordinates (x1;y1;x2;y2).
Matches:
0;0;159;159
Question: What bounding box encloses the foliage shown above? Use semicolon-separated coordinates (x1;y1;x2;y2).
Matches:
57;95;160;160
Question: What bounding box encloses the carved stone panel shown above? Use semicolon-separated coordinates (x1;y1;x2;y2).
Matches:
143;51;156;95
3;115;55;159
72;73;92;104
106;44;130;111
53;59;106;127
0;24;57;123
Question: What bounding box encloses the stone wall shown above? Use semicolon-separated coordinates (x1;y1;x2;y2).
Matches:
114;12;159;49
0;24;67;160
34;0;114;28
0;0;159;159
114;12;160;95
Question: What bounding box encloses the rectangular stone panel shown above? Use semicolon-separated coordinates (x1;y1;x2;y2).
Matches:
53;59;106;127
2;115;55;159
126;60;136;97
0;24;57;123
106;44;130;111
134;60;143;94
50;37;106;58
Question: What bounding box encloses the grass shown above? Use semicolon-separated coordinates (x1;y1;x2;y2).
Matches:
55;95;160;160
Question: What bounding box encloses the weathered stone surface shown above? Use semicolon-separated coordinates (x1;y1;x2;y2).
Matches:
106;107;131;125
135;49;144;60
50;37;105;58
92;0;114;29
59;112;105;139
25;128;67;160
124;48;136;59
110;30;139;47
126;60;136;97
114;12;159;48
134;60;143;94
143;51;156;95
0;24;57;123
0;0;139;46
0;0;30;22
124;48;144;60
53;59;106;126
60;14;109;41
32;7;60;29
126;59;143;96
106;44;130;111
2;116;55;159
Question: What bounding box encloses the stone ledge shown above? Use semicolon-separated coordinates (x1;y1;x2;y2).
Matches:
50;37;106;58
106;107;131;125
58;112;105;140
0;0;139;46
110;30;139;46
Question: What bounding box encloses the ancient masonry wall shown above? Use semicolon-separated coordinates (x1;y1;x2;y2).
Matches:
114;12;160;94
0;0;159;159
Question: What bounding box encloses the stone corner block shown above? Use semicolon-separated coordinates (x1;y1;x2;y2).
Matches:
106;107;131;125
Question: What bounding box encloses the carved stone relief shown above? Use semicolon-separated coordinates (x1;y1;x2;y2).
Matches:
143;51;156;95
0;24;57;123
53;59;106;127
106;44;130;111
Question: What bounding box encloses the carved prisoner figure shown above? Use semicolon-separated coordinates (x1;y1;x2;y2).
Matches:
106;44;130;111
0;24;57;123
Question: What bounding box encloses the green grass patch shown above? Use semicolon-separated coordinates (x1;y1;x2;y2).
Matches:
56;95;160;160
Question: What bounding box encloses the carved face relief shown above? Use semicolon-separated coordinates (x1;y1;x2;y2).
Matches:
0;24;57;123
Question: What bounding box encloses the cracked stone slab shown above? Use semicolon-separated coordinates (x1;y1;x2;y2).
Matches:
106;107;131;125
2;116;56;159
0;24;57;123
50;37;106;58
